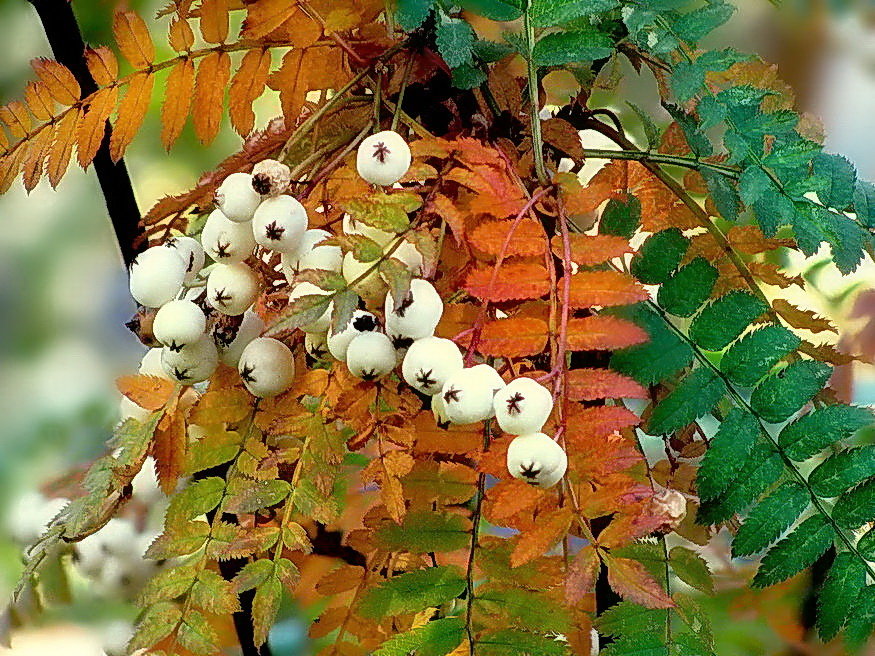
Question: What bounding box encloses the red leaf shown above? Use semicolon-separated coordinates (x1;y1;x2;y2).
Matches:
566;368;648;401
476;317;549;357
565;545;601;604
565;316;649;351
605;555;675;609
562;271;649;308
464;262;550;302
565;406;641;444
551;234;631;267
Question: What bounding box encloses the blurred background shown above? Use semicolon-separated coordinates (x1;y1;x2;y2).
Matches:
0;0;872;654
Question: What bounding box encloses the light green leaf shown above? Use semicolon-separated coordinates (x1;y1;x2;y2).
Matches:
375;511;470;553
358;566;466;619
166;477;225;524
373;617;466;656
669;546;713;594
530;0;619;27
436;16;476;69
396;0;436;30
476;628;568;655
532;30;614;66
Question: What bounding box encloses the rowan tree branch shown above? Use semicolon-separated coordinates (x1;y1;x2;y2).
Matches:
26;0;143;268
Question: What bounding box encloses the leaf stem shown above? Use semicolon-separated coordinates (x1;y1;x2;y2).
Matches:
523;5;548;186
464;418;491;655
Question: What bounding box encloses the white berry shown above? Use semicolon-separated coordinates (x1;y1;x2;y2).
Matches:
389;239;425;276
164;236;205;285
206;263;260;316
470;363;506;395
284;229;343;280
161;336;219;384
288;282;332;333
494;377;554;435
119;395;152;423
506;432;567;489
251;159;292;197
238;337;295;397
215;172;262;222
342;251;381;287
385;278;443;342
252;195;308;253
138;348;170;379
305;331;329;360
327;310;380;361
346;332;397;380
201;209;256;264
356;130;412;186
440;365;504;425
401;336;463;396
129;246;187;308
343;214;395;247
431;392;450;427
215;310;265;367
152;300;207;351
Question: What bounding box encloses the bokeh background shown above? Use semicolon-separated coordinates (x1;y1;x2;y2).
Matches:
0;1;873;654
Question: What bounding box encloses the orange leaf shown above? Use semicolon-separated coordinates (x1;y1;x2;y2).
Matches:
727;225;794;254
113;11;154;68
269;49;307;125
510;507;573;568
168;18;195;52
605;555;675;609
476;317;548;358
31;59;79;106
109;72;153;162
189;388;252;424
562;271;649;308
565;316;648;351
465;262;550;302
199;0;230;44
565;406;640;444
484;479;545;523
566;368;648;401
551;234;631;267
470;218;546;259
229;49;271;136
24;81;54;121
565;545;600;604
748;262;803;289
429;193;467;244
117;375;175;411
242;0;300;40
161;59;195;150
772;299;837;334
47;108;80;187
193;51;231;145
76;87;117;167
152;410;186;494
84;47;118;87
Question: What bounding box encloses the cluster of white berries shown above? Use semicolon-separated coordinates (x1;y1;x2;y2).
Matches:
123;129;567;489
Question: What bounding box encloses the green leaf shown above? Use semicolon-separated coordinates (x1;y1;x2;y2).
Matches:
600;196;641;238
630;228;689;285
130;602;182;653
190;570;240;615
373;617;466;656
358;566;466;619
475;585;570;633
702;168;742;221
396;0;435;30
330;289;359;337
626;101;662;151
749;360;832;423
436;16;476;68
832;478;875;529
752;515;834;588
375;511;470;552
476;629;568;655
698;443;783;525
779;404;873;461
689;291;769;351
451;63;487;89
647;367;726;435
844;585;875;649
166;477;225;524
233;559;275;593
225;479;291;514
669;546;713;594
658;257;718;318
720;324;801;386
731;482;810;557
611;304;694;386
812;152;856;209
252;576;283;646
853;179;875;228
532;29;614;66
809;446;875;498
697;408;759;502
857;525;875;560
138;564;198;606
817;552;867;641
529;0;619;27
461;0;523;21
343;191;419;233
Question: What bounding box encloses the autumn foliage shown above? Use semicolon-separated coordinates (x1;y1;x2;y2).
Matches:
6;0;875;655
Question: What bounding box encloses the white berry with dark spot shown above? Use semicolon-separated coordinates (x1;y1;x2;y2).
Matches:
252;195;308;253
304;331;329;360
215;310;265;367
493;377;553;435
160;336;218;384
401;336;463;396
139;348;170;379
385;278;443;341
440;365;503;425
164;236;205;285
152;300;207;351
251;159;291;197
346;332;397;380
506;432;567;489
286;228;343;277
201;209;256;263
215;172;263;222
129;246;187;308
327;310;380;361
206;262;260;316
356;130;412;186
238;337;295;397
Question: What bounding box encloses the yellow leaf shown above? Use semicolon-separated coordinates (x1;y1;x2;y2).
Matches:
193;51;231;145
76;87;117;167
161;59;195;149
109;72;153;162
113;11;154;68
229;49;271;136
47;108;80;187
117;374;176;411
84;47;118;87
199;0;229;44
31;59;79;106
